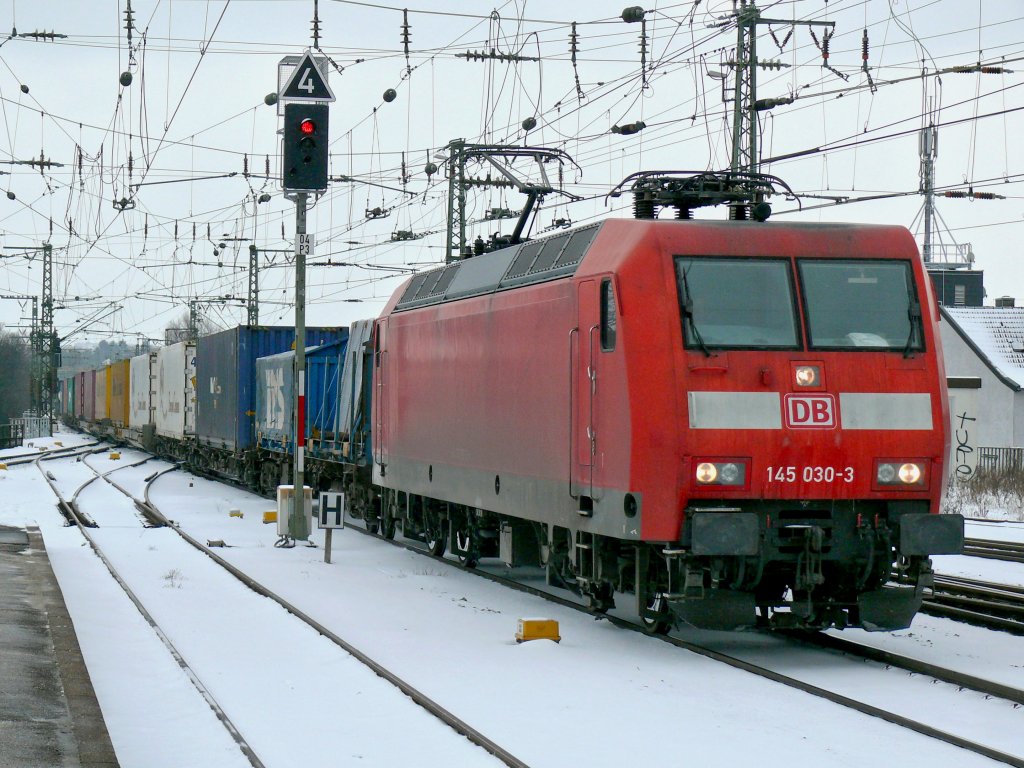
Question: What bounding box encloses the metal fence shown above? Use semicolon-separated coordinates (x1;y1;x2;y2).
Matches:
0;423;24;449
976;447;1024;474
11;413;51;440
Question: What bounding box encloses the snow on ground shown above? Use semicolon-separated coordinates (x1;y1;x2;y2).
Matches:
1;430;1022;768
931;519;1024;587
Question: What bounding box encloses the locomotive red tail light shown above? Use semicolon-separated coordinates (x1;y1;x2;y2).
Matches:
694;459;749;487
874;460;927;488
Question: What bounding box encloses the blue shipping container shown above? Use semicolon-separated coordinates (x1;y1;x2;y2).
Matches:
195;326;347;451
255;340;346;455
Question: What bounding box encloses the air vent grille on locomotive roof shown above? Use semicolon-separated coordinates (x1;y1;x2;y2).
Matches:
395;223;600;312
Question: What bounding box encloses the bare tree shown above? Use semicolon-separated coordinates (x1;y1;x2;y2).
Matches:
164;310;217;344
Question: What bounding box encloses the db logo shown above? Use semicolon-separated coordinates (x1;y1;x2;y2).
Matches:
784;394;836;429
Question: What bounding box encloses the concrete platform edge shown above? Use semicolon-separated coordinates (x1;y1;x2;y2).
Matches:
26;526;120;768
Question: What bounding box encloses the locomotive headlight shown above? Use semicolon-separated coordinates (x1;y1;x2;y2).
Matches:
898;463;922;484
695;462;718;484
719;462;741;484
874;460;927;488
794;365;820;387
693;459;748;487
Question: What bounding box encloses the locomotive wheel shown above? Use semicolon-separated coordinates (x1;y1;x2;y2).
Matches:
454;529;479;568
426;531;446;557
640;592;672;635
380;494;397;540
640;550;673;634
585;582;615;614
423;508;446;556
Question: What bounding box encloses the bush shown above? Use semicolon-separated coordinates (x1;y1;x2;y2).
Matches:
944;468;1024;521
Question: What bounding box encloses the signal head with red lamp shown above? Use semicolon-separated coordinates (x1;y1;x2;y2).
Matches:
282;102;329;192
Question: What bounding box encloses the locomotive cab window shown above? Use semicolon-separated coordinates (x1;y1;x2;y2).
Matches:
798;259;924;352
600;278;616;351
674;257;799;350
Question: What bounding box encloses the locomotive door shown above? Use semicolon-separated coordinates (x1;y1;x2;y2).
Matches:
573;280;599;503
373;319;389;475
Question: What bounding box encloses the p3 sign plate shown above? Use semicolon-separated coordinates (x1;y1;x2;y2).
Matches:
784;394;836;429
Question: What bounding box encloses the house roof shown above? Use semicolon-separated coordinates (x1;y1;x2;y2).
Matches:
941;306;1024;391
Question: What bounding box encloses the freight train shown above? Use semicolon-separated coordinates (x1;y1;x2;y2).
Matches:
60;172;964;633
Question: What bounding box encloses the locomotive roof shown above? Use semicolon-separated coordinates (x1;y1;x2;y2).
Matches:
391;218;913;313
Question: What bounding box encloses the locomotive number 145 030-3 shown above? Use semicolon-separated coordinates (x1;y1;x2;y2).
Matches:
766;466;855;483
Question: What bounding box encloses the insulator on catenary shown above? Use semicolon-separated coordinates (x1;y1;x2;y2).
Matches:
621;6;645;23
383;88;397;103
943;190;1004;199
522;116;537;131
612;121;646;135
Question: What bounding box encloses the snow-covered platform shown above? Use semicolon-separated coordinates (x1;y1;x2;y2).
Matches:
0;524;118;767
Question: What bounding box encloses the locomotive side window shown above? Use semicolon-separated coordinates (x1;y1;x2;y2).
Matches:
600;278;616;351
674;257;799;350
798;260;924;352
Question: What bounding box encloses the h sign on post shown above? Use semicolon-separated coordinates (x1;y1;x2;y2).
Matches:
319;491;345;529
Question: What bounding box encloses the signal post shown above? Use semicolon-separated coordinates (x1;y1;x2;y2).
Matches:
278;52;334;545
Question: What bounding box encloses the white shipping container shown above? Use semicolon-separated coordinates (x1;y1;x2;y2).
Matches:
155;341;196;439
129;352;155;429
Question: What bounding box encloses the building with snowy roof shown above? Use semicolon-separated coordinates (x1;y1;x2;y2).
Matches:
940;301;1024;470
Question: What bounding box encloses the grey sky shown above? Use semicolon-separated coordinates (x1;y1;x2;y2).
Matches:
0;0;1020;343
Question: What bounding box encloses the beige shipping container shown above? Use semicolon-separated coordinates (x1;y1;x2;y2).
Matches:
94;366;108;421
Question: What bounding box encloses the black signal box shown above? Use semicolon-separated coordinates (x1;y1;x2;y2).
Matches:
282;102;329;192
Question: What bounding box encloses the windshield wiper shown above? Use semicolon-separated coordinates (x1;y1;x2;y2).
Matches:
903;301;921;358
681;267;712;358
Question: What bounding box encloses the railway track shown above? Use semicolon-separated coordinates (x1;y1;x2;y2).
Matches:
37;450;523;768
2;439;101;467
922;574;1024;634
963;537;1024;564
36;451;266;767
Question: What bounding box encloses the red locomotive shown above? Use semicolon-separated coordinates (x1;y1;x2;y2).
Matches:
370;173;963;631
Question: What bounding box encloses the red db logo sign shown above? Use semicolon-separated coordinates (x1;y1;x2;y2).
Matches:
784;394;836;429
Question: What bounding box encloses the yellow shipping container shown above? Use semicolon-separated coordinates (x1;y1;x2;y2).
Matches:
109;359;131;427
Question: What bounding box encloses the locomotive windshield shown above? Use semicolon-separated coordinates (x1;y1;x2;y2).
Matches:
798;259;924;352
675;257;799;350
